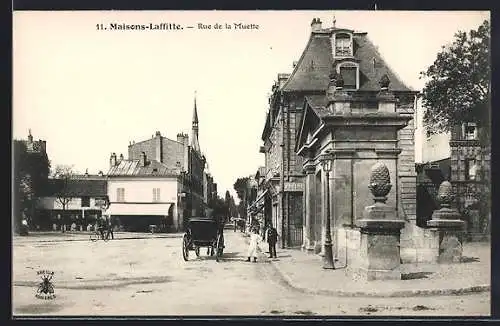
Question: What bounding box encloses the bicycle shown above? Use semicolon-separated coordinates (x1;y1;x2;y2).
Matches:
90;229;110;242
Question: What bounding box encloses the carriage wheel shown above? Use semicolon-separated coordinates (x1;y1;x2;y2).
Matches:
195;246;200;257
215;233;223;262
182;234;189;261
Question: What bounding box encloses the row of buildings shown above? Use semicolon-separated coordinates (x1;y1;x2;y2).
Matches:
246;18;490;264
21;98;218;232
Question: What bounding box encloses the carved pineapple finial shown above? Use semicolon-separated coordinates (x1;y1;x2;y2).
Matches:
335;74;344;89
379;74;390;90
329;69;337;83
368;162;392;203
437;181;455;209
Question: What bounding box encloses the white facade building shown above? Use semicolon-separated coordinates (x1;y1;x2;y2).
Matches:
414;95;451;164
106;156;183;232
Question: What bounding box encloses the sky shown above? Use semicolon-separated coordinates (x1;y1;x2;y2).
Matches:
13;10;489;199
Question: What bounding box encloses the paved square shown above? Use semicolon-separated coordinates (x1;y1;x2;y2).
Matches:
12;231;490;316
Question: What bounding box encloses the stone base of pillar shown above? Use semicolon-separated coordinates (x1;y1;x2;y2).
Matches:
438;231;463;263
354;230;402;281
356;267;402;281
313;241;322;255
301;240;316;253
427;217;465;264
354;200;404;281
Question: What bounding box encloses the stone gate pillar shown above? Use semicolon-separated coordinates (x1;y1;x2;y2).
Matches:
356;162;405;281
302;163;316;252
427;181;465;263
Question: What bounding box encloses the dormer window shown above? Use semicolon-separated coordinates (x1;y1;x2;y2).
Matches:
334;32;353;57
337;62;360;90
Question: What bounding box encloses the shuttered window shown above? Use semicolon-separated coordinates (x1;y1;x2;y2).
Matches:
153;188;161;202
117;188;125;202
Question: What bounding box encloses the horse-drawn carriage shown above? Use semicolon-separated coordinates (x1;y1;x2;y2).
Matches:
182;217;225;262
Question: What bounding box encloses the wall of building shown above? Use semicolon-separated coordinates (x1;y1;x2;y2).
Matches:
128;135;185;170
395;96;420;263
108;177;178;204
266;111;283;177
287;97;305;175
188;149;205;204
37;197;103;210
422;133;451;163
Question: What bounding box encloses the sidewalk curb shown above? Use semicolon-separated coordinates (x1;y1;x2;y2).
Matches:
241;234;491;298
271;262;490;297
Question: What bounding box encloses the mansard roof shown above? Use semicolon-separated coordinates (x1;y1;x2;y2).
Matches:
107;159;180;177
282;27;415;93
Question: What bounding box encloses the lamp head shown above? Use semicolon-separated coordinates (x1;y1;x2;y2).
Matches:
320;150;333;172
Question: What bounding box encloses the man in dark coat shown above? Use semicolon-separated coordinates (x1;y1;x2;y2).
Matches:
267;226;278;259
105;215;114;240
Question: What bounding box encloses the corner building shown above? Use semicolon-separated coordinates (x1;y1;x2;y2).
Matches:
261;18;425;263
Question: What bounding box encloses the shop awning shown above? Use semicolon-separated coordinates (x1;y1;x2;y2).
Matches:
254;189;268;205
105;203;174;216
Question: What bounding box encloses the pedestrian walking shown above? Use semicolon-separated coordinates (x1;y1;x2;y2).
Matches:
97;215;107;239
267;226;278;259
246;227;260;262
105;215;114;240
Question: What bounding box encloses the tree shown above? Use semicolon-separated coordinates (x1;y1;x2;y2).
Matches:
233;177;250;220
420;20;490;145
421;20;491;239
53;165;75;232
233;177;249;200
207;196;227;221
224;190;231;220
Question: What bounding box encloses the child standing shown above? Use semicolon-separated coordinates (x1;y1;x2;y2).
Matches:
246;228;260;262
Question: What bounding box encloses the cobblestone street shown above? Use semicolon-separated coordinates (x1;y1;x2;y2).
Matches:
12;231;490;317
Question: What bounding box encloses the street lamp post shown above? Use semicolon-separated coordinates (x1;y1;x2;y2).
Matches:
321;152;335;270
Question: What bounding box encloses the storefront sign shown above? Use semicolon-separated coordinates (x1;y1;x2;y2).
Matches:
283;182;304;192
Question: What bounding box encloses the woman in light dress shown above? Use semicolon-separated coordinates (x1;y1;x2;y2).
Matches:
246;227;260;262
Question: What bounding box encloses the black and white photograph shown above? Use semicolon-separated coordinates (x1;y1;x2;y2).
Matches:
12;10;491;317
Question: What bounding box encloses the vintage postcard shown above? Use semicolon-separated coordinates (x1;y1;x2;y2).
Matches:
12;10;491;317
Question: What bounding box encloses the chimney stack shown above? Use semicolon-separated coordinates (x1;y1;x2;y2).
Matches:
310;17;322;32
140;152;147;167
119;153;124;163
110;153;117;167
155;131;163;163
177;133;189;146
177;133;184;143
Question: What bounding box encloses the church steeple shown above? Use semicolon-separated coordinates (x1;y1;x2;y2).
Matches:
192;93;199;133
191;91;201;152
